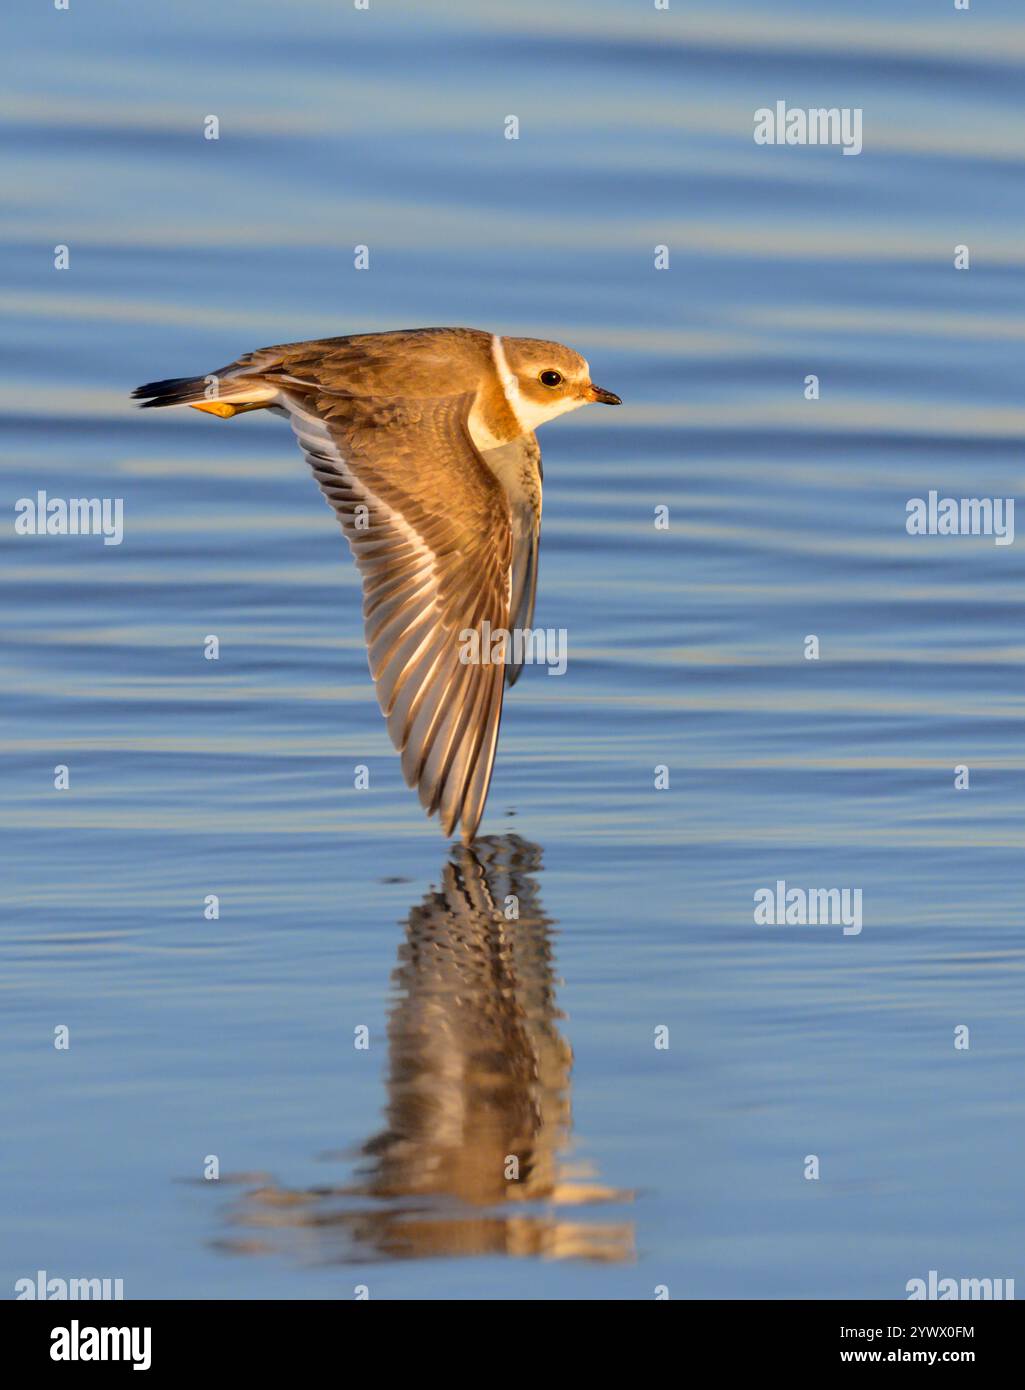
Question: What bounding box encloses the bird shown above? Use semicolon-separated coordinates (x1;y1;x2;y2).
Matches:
132;327;621;842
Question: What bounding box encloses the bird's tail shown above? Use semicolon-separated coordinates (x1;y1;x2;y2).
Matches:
131;366;277;418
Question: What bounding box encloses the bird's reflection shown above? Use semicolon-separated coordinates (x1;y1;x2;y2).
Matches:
213;835;634;1263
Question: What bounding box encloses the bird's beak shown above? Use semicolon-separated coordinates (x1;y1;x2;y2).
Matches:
584;383;622;405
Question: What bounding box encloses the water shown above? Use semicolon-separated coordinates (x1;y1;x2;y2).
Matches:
2;0;1024;1300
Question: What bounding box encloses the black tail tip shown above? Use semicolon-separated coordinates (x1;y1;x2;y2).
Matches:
131;376;201;408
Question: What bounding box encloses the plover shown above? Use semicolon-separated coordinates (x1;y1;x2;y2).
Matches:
133;327;620;842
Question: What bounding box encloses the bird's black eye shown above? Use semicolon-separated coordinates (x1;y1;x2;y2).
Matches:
539;369;563;388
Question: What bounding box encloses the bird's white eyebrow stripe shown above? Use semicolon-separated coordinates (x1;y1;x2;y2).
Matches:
490;334;526;434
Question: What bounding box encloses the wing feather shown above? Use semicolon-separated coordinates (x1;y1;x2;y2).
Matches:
477;435;542;688
278;385;512;842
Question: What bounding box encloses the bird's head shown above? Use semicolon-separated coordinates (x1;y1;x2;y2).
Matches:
498;336;621;430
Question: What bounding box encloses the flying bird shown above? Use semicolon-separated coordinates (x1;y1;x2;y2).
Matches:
132;327;621;842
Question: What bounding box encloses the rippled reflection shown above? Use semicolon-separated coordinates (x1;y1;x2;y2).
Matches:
213;835;634;1264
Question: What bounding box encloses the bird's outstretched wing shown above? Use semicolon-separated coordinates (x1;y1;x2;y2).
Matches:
277;382;512;842
476;434;542;688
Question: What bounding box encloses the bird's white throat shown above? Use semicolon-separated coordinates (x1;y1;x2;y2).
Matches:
468;335;584;451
